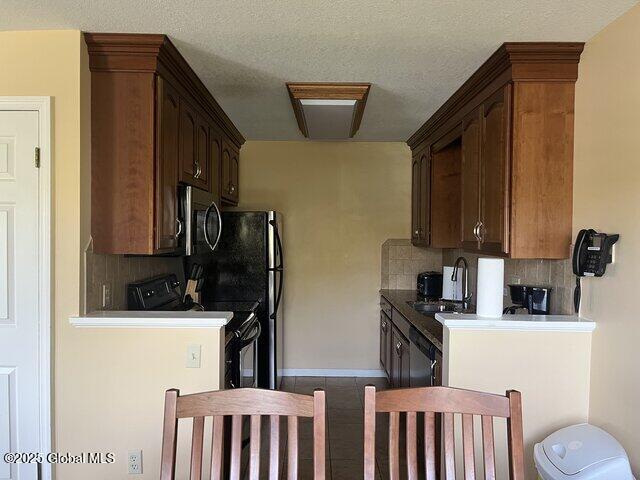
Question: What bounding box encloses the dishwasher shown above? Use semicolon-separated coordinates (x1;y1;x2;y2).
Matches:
409;326;441;387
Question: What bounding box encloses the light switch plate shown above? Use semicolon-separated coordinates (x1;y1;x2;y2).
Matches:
186;344;201;368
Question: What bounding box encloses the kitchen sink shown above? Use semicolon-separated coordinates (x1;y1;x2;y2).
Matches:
407;300;466;315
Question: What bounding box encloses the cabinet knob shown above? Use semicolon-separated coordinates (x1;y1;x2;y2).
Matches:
414;229;419;237
395;342;402;355
229;184;236;194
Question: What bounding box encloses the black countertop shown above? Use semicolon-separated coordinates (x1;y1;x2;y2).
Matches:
379;289;444;351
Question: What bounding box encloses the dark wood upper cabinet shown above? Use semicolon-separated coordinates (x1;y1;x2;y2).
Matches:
407;42;584;259
479;85;510;255
411;153;421;244
221;139;240;205
156;78;181;252
461;109;482;250
419;153;431;245
431;140;461;249
85;33;244;255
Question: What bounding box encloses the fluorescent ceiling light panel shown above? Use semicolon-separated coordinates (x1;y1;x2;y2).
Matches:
286;83;371;139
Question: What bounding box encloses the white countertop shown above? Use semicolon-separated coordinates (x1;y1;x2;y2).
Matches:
435;313;596;332
69;310;233;328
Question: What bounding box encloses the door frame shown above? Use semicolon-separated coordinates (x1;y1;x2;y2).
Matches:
0;97;52;478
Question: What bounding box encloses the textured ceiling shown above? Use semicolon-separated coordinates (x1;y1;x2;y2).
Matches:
1;1;636;140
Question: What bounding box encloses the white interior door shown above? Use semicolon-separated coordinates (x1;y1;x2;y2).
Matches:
0;110;41;480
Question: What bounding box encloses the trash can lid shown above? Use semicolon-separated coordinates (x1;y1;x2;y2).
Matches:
542;423;628;475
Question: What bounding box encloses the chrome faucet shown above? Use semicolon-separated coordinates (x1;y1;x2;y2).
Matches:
451;256;473;309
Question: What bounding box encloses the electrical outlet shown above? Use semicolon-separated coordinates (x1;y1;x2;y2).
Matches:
186;344;201;368
128;450;142;475
101;283;112;309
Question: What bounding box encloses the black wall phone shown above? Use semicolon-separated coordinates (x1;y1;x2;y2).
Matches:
573;228;619;312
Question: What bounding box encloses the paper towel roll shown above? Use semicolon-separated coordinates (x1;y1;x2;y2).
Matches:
476;258;504;317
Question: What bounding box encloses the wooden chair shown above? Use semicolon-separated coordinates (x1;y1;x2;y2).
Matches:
160;387;326;480
363;386;525;480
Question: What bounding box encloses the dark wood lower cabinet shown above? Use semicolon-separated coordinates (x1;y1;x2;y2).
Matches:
380;312;391;376
390;324;410;388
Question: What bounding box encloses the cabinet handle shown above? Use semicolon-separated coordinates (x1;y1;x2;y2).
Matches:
478;221;485;243
414;229;420;238
229;184;236;194
193;162;202;179
381;321;387;332
473;222;480;241
175;218;183;239
395;342;402;355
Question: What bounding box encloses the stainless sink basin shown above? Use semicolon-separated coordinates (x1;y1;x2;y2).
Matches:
407;300;465;315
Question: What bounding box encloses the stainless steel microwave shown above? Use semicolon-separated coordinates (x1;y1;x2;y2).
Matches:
179;185;222;256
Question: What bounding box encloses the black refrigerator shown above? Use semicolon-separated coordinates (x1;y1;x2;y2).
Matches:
200;211;284;389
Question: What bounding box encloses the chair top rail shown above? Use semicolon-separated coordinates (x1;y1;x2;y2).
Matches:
176;388;316;418
372;386;512;418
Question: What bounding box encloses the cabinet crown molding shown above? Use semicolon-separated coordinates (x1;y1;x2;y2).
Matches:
407;42;584;149
84;32;245;147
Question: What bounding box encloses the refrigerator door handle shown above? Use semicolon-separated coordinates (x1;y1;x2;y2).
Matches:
270;268;283;320
270;219;284;270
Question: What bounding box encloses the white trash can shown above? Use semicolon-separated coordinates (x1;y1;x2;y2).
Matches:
534;423;634;480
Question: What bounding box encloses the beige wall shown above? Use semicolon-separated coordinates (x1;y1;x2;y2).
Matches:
56;327;224;479
239;141;411;370
0;28;86;471
574;3;640;471
445;329;592;478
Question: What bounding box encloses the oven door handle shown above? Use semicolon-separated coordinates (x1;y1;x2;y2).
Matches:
238;321;262;349
203;200;223;252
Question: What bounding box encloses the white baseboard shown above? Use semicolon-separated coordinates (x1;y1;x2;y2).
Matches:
278;369;386;378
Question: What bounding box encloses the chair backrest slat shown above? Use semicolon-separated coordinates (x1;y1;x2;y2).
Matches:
424;411;437;480
507;391;525;480
462;413;475;480
189;416;204;480
363;385;524;480
249;415;261;480
210;415;224;480
269;415;280;480
363;387;376;480
229;414;242;480
313;390;326;479
161;388;326;480
389;411;400;480
287;416;298;480
160;389;179;480
443;412;456;480
481;415;496;480
406;412;418;480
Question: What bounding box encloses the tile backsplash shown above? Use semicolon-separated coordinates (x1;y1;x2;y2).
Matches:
381;239;575;315
84;240;184;313
381;239;443;290
442;249;575;315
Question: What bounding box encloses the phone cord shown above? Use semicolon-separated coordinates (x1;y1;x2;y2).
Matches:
574;276;581;314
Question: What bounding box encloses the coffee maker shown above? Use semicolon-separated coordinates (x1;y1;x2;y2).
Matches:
504;285;551;315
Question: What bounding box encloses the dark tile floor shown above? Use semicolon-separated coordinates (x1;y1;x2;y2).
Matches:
239;376;392;479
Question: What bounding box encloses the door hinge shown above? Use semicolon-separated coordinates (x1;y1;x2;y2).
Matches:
34;147;41;168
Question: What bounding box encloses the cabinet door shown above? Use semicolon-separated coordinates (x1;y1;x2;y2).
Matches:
380;312;390;375
209;126;222;204
411;153;421;245
419;152;431;246
179;99;197;183
155;78;180;252
399;333;411;388
461;108;482;250
221;139;239;204
479;85;511;255
192;115;210;191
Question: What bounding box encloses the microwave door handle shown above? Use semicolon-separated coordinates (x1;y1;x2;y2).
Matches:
203;200;223;252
